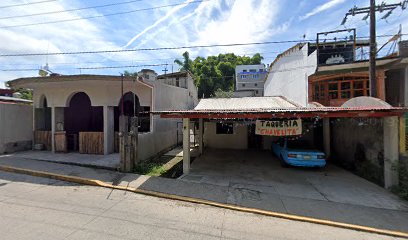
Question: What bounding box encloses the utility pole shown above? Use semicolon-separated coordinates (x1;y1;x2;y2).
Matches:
369;0;377;97
341;0;408;98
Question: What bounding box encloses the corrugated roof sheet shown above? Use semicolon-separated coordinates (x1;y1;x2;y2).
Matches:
194;96;300;111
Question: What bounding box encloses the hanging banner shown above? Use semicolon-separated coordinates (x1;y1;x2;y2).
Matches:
255;119;302;136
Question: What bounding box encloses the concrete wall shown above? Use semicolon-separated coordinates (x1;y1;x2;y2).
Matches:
137;82;196;161
331;118;384;185
264;44;317;106
204;122;248;149
0;103;33;154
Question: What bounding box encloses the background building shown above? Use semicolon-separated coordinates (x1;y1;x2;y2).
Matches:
234;64;266;97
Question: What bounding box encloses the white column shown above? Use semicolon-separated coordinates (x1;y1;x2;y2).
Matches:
199;118;204;155
183;118;191;174
103;106;114;155
51;106;55;153
383;116;399;189
323;118;331;158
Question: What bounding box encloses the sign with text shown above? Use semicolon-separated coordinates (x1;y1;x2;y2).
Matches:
255;119;302;136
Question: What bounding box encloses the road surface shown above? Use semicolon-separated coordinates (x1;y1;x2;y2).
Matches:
0;171;402;240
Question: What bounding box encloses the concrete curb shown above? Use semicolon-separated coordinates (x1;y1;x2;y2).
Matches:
0;164;407;239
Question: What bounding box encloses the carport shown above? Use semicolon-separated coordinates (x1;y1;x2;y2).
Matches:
155;96;407;189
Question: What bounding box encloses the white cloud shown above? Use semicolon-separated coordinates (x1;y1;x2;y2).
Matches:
190;0;281;55
299;0;345;20
123;0;196;48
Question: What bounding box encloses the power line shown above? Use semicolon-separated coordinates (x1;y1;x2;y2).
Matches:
0;0;57;9
0;0;208;29
0;0;144;20
0;34;405;58
77;63;168;70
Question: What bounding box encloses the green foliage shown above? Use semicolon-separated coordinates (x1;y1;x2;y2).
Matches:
174;51;264;98
12;88;33;100
123;70;138;77
134;162;167;176
213;88;233;98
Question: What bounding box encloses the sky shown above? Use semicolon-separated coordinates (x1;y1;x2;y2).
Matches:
0;0;407;87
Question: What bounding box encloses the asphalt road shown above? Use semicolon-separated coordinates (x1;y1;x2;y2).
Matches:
0;171;402;240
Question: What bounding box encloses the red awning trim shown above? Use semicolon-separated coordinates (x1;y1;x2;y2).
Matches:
158;109;405;119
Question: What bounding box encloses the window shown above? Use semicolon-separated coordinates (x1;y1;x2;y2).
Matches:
216;123;234;134
249;69;256;72
340;82;351;99
253;74;259;79
243;70;247;72
242;84;246;87
139;106;151;133
255;90;259;94
241;75;247;79
175;77;180;87
328;83;338;100
144;74;149;79
254;83;258;87
312;76;369;105
259;69;264;72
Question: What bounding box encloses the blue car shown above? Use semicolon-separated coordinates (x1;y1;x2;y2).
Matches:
272;138;326;168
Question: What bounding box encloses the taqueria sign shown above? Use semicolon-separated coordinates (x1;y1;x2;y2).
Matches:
255;119;302;136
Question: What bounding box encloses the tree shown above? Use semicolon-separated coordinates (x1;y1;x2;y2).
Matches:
174;51;193;72
12;88;33;100
175;52;264;98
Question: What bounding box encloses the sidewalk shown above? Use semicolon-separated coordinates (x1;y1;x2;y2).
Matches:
0;154;407;233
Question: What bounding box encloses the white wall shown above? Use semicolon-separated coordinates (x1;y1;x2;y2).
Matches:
264;44;317;106
204;122;248;149
0;103;33;154
138;82;197;160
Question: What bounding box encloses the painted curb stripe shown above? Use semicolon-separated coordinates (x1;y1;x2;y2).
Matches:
0;164;407;239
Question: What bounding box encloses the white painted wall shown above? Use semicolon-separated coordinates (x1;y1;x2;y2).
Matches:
204;122;248;149
138;82;195;160
264;44;317;106
32;79;153;108
0;103;33;154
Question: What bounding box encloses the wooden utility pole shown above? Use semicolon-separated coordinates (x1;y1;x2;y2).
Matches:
341;0;407;98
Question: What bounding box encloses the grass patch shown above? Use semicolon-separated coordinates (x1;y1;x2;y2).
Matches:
133;155;183;178
134;162;167;176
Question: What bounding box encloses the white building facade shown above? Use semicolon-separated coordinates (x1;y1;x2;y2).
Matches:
8;72;198;161
264;44;317;106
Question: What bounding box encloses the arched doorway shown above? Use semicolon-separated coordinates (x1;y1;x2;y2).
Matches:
114;92;141;132
120;92;141;117
64;92;103;152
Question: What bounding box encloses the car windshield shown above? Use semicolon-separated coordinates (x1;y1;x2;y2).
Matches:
286;140;314;149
